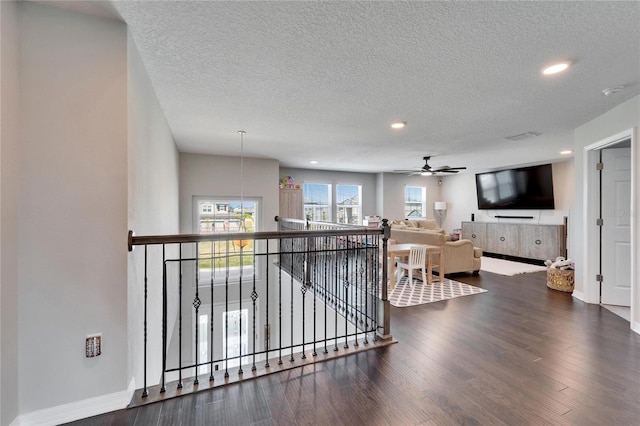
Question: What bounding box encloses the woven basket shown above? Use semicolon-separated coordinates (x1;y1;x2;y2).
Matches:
546;268;574;293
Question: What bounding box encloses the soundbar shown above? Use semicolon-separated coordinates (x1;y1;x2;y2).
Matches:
495;215;534;219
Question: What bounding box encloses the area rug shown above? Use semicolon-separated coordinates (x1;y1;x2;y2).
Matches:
389;277;487;307
480;256;547;276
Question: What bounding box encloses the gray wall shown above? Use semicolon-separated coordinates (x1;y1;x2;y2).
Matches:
17;2;128;413
127;31;180;389
378;172;442;221
0;1;20;424
178;153;279;366
180;153;280;233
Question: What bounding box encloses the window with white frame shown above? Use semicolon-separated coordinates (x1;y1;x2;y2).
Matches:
404;186;426;218
336;184;362;225
194;197;261;283
303;183;331;222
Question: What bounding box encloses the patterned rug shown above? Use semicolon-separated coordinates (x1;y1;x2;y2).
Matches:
389;277;487;307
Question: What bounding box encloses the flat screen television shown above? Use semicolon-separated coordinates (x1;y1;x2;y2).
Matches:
475;164;555;210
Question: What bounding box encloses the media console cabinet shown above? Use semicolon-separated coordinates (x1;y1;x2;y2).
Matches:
461;221;566;262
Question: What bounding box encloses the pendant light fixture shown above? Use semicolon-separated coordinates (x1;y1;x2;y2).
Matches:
238;130;245;217
235;130;249;247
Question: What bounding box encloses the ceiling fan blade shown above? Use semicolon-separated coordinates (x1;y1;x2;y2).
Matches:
430;166;451;172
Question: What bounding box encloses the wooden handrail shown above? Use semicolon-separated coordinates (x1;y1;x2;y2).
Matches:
128;226;385;251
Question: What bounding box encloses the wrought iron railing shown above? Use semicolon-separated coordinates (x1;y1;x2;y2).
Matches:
127;219;391;402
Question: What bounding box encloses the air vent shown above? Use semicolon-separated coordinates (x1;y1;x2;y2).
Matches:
505;131;542;141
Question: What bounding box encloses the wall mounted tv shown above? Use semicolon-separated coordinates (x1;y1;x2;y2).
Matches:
475;164;555;210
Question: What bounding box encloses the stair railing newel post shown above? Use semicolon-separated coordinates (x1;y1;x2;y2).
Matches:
378;219;392;341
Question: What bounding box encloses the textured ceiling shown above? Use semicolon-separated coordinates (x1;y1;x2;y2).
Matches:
37;1;640;173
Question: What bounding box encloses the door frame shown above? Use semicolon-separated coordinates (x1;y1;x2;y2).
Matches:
582;127;638;331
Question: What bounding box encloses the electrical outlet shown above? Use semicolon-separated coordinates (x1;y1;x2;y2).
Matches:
86;333;102;357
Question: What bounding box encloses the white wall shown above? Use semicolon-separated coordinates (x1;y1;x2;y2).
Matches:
0;1;20;424
440;160;574;233
17;2;128;415
279;167;378;222
126;31;180;391
573;95;639;333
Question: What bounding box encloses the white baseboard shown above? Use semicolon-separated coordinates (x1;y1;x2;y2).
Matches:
632;320;640;335
572;290;585;301
10;378;135;426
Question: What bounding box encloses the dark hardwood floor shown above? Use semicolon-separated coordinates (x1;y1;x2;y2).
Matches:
66;270;640;425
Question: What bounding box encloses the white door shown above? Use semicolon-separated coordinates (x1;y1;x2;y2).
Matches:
601;147;631;306
196;301;259;375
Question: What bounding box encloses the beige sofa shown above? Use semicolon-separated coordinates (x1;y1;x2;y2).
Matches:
389;219;445;234
389;226;482;276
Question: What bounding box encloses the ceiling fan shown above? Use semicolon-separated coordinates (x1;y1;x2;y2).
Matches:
394;156;467;176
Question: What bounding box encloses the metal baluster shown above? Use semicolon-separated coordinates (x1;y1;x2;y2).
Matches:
142;245;148;397
364;239;372;344
224;239;230;378
354;239;361;348
177;244;183;389
289;246;294;362
323;237;329;354
238;242;244;375
193;243;200;385
343;243;349;350
300;240;307;360
265;241;270;368
251;246;258;372
334;239;339;352
278;247;283;365
209;241;214;382
312;236;317;357
161;245;167;392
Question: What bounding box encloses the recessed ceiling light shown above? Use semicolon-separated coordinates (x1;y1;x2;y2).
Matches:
391;121;406;129
420;172;432;176
542;62;570;75
310;160;318;164
560;150;573;155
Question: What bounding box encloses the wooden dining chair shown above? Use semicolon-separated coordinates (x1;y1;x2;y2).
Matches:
395;245;427;286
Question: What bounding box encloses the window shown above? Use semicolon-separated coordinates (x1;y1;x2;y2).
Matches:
336;184;362;225
194;197;261;283
303;183;331;221
404;186;426;218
